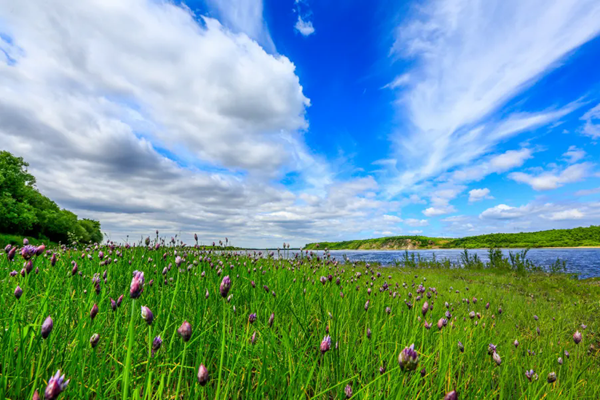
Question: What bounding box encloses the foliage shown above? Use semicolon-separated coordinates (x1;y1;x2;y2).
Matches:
0;151;102;244
0;241;598;399
304;226;600;250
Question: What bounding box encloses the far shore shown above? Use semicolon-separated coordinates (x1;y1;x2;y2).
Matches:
297;246;600;251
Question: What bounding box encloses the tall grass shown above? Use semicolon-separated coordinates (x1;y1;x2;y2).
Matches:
0;239;598;399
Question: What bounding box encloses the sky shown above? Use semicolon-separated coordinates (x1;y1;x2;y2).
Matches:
1;0;600;247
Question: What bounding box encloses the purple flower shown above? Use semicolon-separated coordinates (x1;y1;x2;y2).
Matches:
573;330;582;344
493;352;502;366
41;316;53;339
250;331;257;344
268;313;275;327
248;313;257;324
178;321;192;342
344;384;352;398
130;271;144;299
8;247;16;261
320;335;331;354
141;306;153;325
110;298;117;311
443;391;458;400
364;300;370;311
197;364;209;386
117;295;124;307
21;245;37;260
14;285;23;300
547;372;557;383
220;276;231;298
23;238;29;245
90;333;100;348
4;244;11;253
421;301;429;316
487;343;497;355
90;304;99;320
513;339;519;348
458;341;464;352
398;344;419;371
525;369;535;381
51;253;57;266
36;244;45;256
44;370;69;400
152;336;162;356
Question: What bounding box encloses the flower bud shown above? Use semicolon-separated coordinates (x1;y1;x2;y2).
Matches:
90;304;99;320
398;344;419;371
458;341;464;353
178;321;192;342
320;335;331;354
197;364;209;386
248;313;257;324
573;330;582;344
492;352;502;366
443;391;457;400
547;372;557;383
14;285;23;300
152;336;162;356
90;333;100;348
220;276;231;298
268;313;274;327
141;306;153;325
41;316;53;339
130;271;144;299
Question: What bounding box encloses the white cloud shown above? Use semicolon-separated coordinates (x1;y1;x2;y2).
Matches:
563;146;586;163
205;0;275;52
581;103;600;138
423;206;455;217
468;188;493;203
295;16;315;36
383;214;403;223
543;209;584;220
389;0;600;192
479;204;530;220
489;149;533;172
409;230;423;234
509;163;592;191
383;74;410;89
404;218;428;227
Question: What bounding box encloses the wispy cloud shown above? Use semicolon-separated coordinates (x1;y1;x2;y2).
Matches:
581;102;600;138
389;0;600;192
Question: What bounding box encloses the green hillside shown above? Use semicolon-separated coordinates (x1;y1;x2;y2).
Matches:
303;226;600;250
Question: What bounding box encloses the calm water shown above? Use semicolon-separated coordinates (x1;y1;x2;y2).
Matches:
281;248;600;279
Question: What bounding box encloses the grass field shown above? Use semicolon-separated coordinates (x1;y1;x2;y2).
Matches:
1;239;599;399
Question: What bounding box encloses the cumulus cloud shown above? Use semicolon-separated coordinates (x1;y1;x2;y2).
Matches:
389;0;600;192
0;0;391;247
509;163;592;191
468;188;493;203
423;206;455;217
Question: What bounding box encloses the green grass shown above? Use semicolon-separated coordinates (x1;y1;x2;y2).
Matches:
304;225;600;250
0;242;599;399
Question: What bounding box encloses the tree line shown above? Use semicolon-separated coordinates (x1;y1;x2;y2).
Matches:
0;151;102;244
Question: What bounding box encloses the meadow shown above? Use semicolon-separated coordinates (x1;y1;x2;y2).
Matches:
1;237;599;399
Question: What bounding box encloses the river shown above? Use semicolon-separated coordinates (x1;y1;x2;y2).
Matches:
279;248;600;279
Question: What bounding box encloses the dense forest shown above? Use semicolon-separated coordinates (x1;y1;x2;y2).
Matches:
304;226;600;250
0;151;102;246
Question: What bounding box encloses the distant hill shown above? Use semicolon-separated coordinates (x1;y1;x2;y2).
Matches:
303;226;600;250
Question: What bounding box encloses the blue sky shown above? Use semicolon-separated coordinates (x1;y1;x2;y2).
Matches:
1;0;600;246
